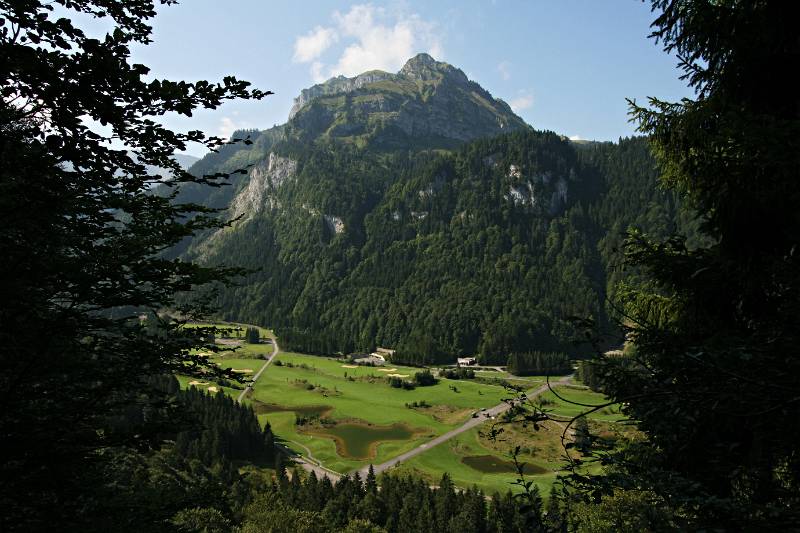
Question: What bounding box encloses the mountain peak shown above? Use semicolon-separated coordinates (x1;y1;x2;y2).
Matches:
401;52;437;70
287;54;529;148
399;53;464;82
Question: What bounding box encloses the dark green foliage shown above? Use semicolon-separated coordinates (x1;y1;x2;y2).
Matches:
440;367;476;380
245;326;261;344
577;1;800;529
388;376;415;390
171;382;274;466
507;352;572;376
191;128;688;364
0;1;267;529
240;471;543;533
573;417;591;454
413;369;438;386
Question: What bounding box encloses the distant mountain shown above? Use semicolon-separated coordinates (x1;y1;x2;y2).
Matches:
174;153;200;170
140;153;200;183
171;55;696;364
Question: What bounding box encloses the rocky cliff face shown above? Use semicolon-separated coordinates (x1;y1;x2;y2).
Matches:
288;70;394;119
286;53;529;149
229;152;297;221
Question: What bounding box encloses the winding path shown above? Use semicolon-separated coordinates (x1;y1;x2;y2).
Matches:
276;439;343;481
236;336;280;403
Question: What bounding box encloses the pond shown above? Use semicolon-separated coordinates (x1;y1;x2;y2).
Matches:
461;455;548;475
308;422;416;460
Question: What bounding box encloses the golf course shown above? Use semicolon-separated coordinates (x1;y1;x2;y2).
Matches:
179;322;625;494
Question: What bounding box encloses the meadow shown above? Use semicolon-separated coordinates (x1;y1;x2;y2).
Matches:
392;384;623;495
248;352;514;472
177;324;625;493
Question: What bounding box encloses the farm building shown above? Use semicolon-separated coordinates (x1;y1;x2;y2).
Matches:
457;357;477;366
353;354;387;366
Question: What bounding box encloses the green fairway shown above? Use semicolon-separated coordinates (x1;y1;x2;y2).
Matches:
175;326;623;491
250;352;514;473
175;374;242;398
183;322;274;360
392;419;567;496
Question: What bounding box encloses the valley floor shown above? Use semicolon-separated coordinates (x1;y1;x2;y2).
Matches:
180;322;626;496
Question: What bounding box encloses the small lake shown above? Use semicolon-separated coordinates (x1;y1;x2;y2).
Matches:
309;422;416;460
252;401;332;418
461;455;548;475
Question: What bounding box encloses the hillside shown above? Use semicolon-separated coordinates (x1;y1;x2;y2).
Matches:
175;56;692;363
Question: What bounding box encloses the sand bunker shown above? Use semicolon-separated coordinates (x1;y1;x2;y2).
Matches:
232;368;254;373
207;386;219;393
188;380;209;386
387;373;409;378
377;368;398;372
341;364;358;369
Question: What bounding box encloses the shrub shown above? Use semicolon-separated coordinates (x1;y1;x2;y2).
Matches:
413;369;438;386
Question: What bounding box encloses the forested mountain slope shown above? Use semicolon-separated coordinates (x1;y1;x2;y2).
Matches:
176;57;692;363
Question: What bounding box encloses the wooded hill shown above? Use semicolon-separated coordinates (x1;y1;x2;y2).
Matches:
172;58;698;364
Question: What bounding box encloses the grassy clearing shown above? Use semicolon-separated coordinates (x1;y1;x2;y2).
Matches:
175;374;241;398
535;385;625;422
174;327;625;492
391;383;629;495
392;419;567;496
250;352;516;473
183;322;274;360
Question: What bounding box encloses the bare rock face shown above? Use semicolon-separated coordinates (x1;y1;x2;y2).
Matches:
502;163;571;215
288;71;394;119
230;152;297;221
323;214;345;235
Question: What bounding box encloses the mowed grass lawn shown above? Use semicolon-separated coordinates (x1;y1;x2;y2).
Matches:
250;353;517;473
183;322;275;360
176;322;274;396
393;422;561;497
393;384;624;495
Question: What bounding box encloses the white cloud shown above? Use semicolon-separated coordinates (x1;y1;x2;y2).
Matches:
569;134;583;141
292;4;443;82
497;60;511;81
310;61;326;83
293;26;338;63
217;116;252;140
509;91;534;112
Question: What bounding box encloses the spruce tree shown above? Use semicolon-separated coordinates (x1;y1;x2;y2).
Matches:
573;416;591;454
587;3;800;527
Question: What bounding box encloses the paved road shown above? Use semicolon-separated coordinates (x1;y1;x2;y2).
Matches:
356;374;573;477
236;337;280;403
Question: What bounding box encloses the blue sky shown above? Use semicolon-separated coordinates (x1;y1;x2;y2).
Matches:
124;1;693;157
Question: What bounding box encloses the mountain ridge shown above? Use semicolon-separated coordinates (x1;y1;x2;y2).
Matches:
284;53;528;150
